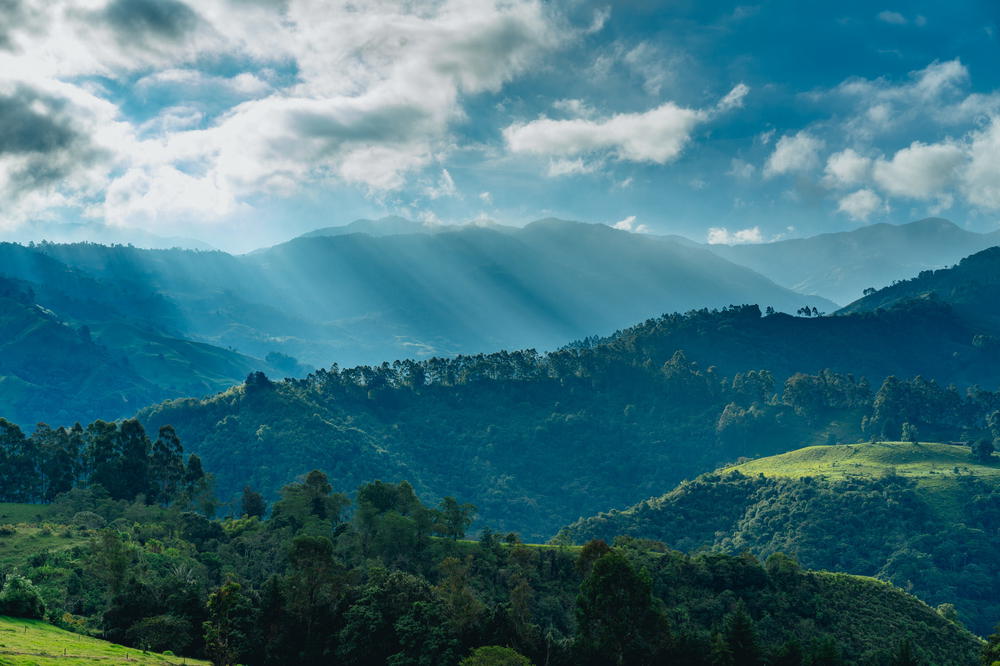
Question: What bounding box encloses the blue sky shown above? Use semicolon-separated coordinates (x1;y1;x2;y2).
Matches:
1;0;999;251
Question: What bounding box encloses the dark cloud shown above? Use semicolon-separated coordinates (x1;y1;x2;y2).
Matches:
288;105;431;144
0;0;29;51
0;86;105;191
0;87;78;155
101;0;201;42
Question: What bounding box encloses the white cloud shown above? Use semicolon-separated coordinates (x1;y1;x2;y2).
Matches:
877;11;907;25
872;140;966;199
425;168;458;199
547;158;598;177
478;191;493;204
728;158;756;180
706;226;764;244
716;83;750;112
0;0;572;227
611;214;650;233
505;84;747;170
763;131;825;177
837;189;884;221
823;148;872;188
961;117;1000;209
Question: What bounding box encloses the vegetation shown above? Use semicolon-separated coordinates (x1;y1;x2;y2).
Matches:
0;615;206;665
0;468;983;665
559;441;1000;635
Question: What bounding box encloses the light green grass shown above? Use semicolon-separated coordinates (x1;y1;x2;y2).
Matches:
727;441;1000;520
0;616;208;665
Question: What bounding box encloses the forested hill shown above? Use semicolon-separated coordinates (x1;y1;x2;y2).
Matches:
558;441;1000;636
139;299;1000;541
840;245;1000;332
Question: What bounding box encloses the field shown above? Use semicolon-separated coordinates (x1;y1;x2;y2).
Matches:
0;616;208;665
0;526;88;571
726;440;1000;519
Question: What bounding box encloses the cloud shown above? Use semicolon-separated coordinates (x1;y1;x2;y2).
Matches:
425;168;458;199
872;140;965;199
611;214;649;233
763;131;825;177
0;0;573;227
546;158;597;177
728;158;755;180
837;188;884;221
823;148;872;188
478;191;492;204
504;84;747;169
716;83;750;111
876;11;907;25
961;117;1000;209
706;226;764;244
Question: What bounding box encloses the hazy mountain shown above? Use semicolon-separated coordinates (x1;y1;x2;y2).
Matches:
710;218;1000;306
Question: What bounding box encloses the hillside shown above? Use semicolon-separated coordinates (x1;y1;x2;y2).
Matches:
710;218;1000;306
0;616;205;665
840;245;1000;331
0;266;278;426
558;441;1000;635
0;480;984;666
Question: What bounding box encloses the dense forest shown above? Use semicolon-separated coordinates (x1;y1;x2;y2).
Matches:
0;462;986;665
559;443;1000;636
135;300;1000;540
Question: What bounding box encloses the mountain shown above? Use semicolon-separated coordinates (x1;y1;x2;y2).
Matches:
0;246;279;426
557;440;1000;636
710;218;1000;306
298;215;440;238
0;220;839;425
840;245;1000;331
2;221;215;250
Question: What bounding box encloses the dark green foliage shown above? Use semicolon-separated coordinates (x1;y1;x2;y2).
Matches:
204;579;257;666
974;438;996;464
241;486;267;518
574;550;669;665
984;623;1000;666
459;645;533;665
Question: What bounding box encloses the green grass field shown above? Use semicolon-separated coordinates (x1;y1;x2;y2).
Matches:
0;616;208;665
726;441;1000;519
0;506;54;526
0;527;88;571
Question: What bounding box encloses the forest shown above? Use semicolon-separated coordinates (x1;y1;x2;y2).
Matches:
0;418;988;665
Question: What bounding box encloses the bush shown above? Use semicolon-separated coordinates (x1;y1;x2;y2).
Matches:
71;511;107;529
0;573;47;619
460;646;534;666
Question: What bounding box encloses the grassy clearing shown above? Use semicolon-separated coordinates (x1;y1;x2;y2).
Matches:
0;506;55;526
0;616;208;665
0;527;88;571
727;441;1000;519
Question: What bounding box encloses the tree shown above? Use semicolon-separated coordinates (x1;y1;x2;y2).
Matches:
901;422;919;444
973;438;995;464
889;638;921;666
0;573;46;619
438;496;476;539
723;602;763;666
203;579;256;666
149;425;185;505
984;622;1000;666
460;646;533;666
241;486;267;518
575;550;669;665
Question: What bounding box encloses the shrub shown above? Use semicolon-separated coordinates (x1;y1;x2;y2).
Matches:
0;573;47;619
71;512;107;529
460;646;534;666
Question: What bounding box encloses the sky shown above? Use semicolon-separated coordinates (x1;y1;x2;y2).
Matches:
1;0;1000;252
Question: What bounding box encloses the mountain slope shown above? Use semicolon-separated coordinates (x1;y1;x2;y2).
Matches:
710;218;1000;306
840;245;1000;332
558;441;1000;635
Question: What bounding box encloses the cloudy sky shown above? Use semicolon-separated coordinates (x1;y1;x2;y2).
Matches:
1;0;999;251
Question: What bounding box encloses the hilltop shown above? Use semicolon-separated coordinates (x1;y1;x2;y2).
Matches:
558;441;1000;635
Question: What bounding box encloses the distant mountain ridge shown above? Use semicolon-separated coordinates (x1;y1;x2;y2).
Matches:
708;218;1000;305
